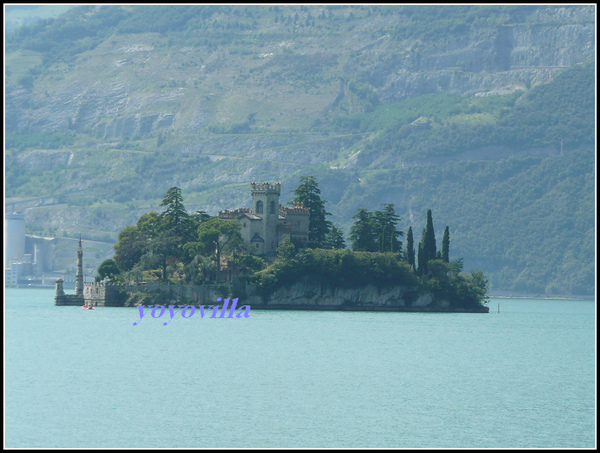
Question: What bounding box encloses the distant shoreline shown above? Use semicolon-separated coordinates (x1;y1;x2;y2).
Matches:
488;292;595;301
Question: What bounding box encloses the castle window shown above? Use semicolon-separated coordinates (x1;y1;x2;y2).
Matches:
270;201;275;214
256;201;263;214
243;222;246;227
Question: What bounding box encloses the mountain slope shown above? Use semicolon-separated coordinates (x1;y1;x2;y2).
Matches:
4;5;596;295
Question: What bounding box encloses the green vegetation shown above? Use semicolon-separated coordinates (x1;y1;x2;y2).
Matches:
277;183;486;310
406;227;415;271
101;181;488;310
418;210;437;275
350;204;403;253
441;226;450;263
354;60;594;163
96;258;120;282
340;146;595;295
254;248;488;311
6;131;76;150
291;175;332;248
250;210;488;309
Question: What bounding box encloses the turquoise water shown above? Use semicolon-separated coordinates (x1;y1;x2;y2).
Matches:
5;289;596;448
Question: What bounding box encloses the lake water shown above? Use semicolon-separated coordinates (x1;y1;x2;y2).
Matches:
4;288;596;448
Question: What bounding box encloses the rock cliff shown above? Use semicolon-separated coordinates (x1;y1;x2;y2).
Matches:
243;281;488;313
6;6;594;139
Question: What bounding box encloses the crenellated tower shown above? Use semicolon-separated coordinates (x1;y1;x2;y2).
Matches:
251;182;281;254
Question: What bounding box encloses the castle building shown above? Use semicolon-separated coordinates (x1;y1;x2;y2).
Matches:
218;182;310;255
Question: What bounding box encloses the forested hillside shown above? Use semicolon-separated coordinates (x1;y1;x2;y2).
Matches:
4;5;595;295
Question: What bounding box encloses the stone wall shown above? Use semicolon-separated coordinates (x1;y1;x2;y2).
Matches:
84;282;128;307
55;294;84;306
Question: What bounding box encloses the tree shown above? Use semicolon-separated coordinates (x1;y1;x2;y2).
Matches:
291;176;331;247
150;187;206;277
417;234;425;276
441;226;450;263
468;270;489;305
97;258;120;281
159;186;191;238
373;203;403;253
113;225;147;272
193;218;243;269
324;225;346;249
136;211;161;239
406;226;416;270
149;229;183;280
124;266;144;284
422;209;437;263
350;208;377;252
276;236;296;260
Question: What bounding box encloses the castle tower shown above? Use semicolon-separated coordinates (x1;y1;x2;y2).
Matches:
251;182;281;254
75;235;83;296
55;278;65;297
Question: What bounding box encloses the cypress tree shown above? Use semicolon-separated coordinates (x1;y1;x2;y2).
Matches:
406;226;415;270
417;235;425;276
423;209;437;263
441;226;450;263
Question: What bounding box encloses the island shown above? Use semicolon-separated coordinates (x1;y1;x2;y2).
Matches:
55;179;489;313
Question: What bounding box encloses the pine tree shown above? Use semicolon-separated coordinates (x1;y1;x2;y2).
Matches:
441;226;450;263
159;186;189;234
406;226;415;270
324;225;346;249
291;176;331;247
373;203;403;253
350;208;377;252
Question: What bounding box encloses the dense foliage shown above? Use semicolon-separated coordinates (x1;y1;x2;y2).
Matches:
291;175;332;248
344;147;595;295
109;187;236;282
253;248;488;309
101;182;488;309
350;204;403;253
251;199;488;309
354;60;594;163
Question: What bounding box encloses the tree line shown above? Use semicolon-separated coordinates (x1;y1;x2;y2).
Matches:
100;176;461;284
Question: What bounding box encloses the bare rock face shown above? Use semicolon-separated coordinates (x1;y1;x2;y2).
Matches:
5;6;594;140
365;21;595;101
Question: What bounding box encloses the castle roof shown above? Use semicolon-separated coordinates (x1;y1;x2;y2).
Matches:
218;208;262;220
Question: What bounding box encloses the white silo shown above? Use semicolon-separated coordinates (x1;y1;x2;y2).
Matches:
5;213;26;264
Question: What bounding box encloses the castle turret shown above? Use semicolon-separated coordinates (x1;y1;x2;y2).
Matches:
55;278;65;297
76;235;83;296
251;182;281;254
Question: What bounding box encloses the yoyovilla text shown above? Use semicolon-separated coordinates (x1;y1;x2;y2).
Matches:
133;298;250;326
